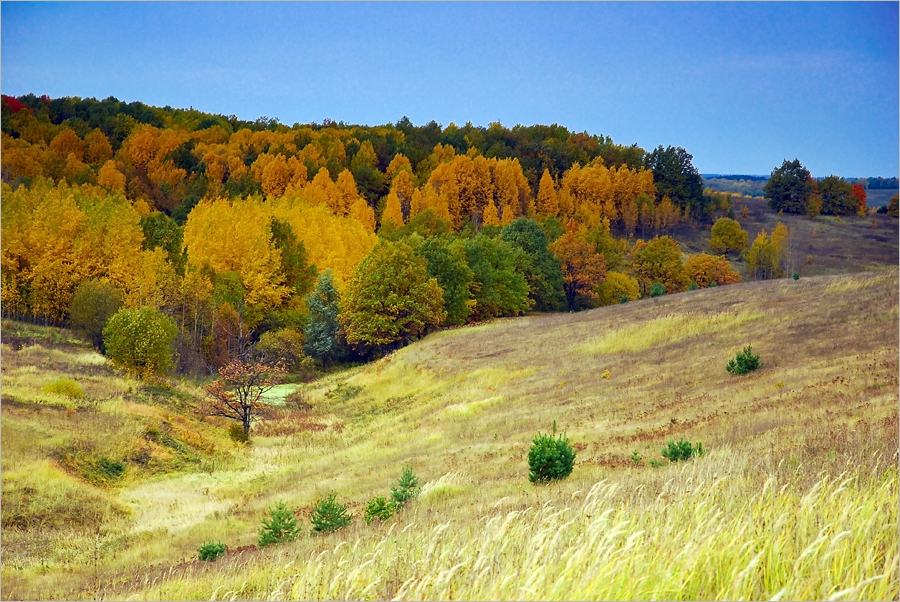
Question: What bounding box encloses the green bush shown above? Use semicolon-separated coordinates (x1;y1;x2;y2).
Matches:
255;327;312;373
390;465;421;508
69;279;124;350
198;540;227;561
311;493;352;534
726;345;761;375
228;422;249;443
102;306;178;378
528;423;576;484
258;501;301;547
42;378;85;399
661;438;705;462
364;495;397;524
649;282;666;297
95;457;125;481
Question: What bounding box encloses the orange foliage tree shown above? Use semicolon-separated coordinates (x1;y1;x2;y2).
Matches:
851;183;868;216
200;358;286;439
684;253;742;288
549;221;607;311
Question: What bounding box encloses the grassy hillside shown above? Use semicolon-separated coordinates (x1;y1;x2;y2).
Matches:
2;269;898;600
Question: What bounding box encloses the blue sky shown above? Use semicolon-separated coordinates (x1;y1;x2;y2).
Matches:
2;2;897;177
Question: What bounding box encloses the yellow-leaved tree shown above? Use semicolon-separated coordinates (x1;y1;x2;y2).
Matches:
746;230;780;280
183;197;290;321
381;190;405;229
270;195;378;288
536;168;559;219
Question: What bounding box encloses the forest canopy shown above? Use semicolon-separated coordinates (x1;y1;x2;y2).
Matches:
8;93;880;376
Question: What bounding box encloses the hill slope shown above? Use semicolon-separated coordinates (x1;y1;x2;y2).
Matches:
2;269;898;600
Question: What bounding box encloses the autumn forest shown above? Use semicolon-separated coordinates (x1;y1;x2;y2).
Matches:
0;94;888;378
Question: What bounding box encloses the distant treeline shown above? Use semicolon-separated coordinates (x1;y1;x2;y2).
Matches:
704;174;898;198
703;177;767;197
864;177;899;190
1;93;651;195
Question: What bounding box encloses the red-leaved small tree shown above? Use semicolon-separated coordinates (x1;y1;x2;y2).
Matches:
201;359;285;440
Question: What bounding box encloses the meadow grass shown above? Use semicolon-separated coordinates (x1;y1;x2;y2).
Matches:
576;310;763;355
104;454;900;601
1;270;897;600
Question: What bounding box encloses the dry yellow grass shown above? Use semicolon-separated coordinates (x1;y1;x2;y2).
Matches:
577;310;763;355
1;270;897;600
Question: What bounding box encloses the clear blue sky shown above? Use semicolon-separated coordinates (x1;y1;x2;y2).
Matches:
2;2;897;177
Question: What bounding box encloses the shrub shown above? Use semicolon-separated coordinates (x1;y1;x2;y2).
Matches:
255;327;310;373
684;253;742;288
630;450;643;465
595;272;640;307
258;501;301;547
649;282;666;298
95;457;125;480
726;345;761;375
69;280;124;350
391;465;421;508
198;540;226;561
661;438;705;462
103;306;178;378
528;423;576;484
228;422;249;443
311;493;352;534
42;378;84;399
364;495;397;524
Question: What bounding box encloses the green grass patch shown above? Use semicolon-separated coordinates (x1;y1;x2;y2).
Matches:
41;378;85;399
577;311;764;355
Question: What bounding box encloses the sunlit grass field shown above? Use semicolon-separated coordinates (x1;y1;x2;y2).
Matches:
2;269;898;600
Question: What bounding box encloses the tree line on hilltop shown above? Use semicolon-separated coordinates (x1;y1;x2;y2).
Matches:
1;94;892;380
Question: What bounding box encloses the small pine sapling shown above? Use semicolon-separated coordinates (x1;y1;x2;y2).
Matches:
528;421;576;484
258;501;301;547
391;465;421;509
660;438;705;462
311;493;352;533
364;495;397;524
198;540;227;561
726;345;761;375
